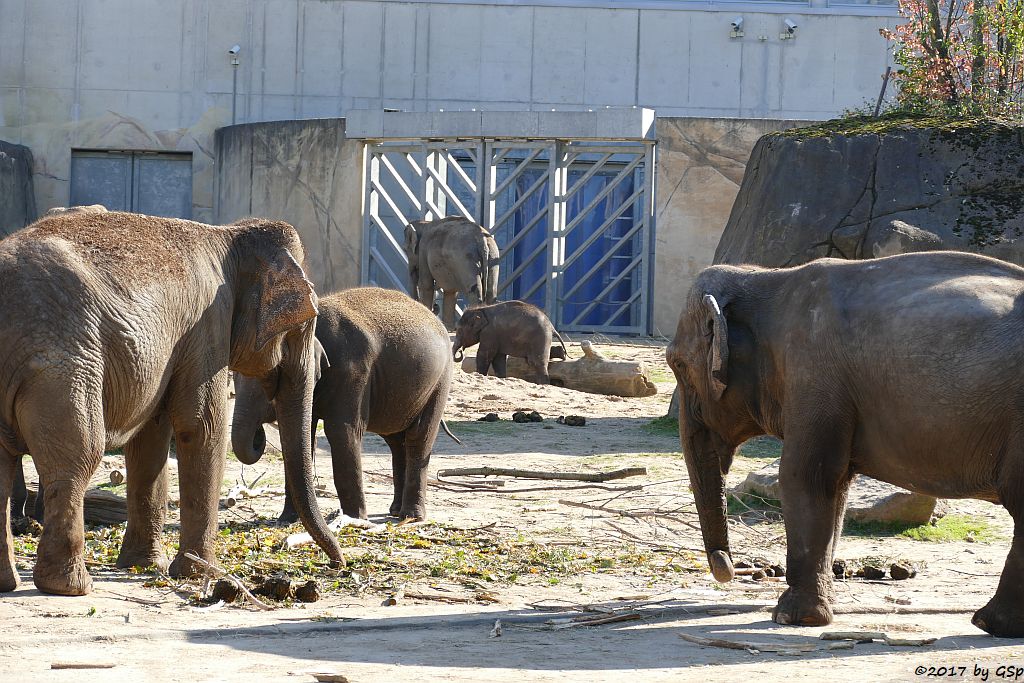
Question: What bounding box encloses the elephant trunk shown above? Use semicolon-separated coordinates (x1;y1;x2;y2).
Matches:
277;327;344;567
231;375;270;466
452;341;464;363
682;426;735;583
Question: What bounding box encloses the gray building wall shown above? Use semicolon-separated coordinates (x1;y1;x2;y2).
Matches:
2;0;898;219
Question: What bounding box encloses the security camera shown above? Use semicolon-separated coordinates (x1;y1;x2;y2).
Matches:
228;45;241;55
784;19;797;33
730;17;744;30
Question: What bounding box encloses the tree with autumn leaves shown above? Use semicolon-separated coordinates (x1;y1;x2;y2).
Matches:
881;0;1024;117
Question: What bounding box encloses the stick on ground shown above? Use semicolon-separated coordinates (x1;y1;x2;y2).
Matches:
182;552;273;611
436;466;646;482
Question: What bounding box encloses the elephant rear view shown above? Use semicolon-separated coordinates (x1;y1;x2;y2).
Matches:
232;287;454;521
404;216;499;329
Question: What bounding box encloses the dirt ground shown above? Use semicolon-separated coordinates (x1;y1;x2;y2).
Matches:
3;337;1023;682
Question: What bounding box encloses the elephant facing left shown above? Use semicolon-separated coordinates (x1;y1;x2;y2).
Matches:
0;210;344;596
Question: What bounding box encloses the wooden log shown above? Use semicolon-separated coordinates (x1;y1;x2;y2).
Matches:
25;486;128;525
460;340;657;397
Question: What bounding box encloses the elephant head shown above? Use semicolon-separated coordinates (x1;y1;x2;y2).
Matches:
666;266;764;585
226;220;343;566
452;307;488;362
232;338;329;466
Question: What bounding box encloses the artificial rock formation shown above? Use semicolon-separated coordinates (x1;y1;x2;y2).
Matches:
0;140;36;236
715;116;1024;268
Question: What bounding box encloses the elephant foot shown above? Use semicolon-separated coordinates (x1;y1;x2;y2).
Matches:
33;557;92;596
0;562;20;592
277;508;300;525
972;598;1024;638
772;586;833;627
395;506;426;522
115;545;170;572
168;550;212;579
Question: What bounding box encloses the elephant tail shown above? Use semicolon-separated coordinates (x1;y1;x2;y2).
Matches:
440;419;462;446
553;328;570;359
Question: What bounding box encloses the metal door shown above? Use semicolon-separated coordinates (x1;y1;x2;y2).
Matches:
362;139;654;334
69;151;192;219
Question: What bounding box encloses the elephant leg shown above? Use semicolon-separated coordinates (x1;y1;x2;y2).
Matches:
476;343;498;376
325;405;369;519
491;354;508;379
382;433;407;517
441;291;458;331
10;455;27;520
0;448;19;592
417;277;436;311
773;408;853;627
116;416;172;571
397;382;449;521
525;356;550;385
167;368;230;579
972;454;1024;637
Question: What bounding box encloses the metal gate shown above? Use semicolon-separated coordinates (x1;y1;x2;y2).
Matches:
362;138;654;335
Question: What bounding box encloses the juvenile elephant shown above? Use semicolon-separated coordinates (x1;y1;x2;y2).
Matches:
404;216;499;329
0;211;343;596
232;287;454;521
452;300;567;384
667;251;1024;638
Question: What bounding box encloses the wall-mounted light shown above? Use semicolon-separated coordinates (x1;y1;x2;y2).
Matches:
780;19;798;40
730;16;744;39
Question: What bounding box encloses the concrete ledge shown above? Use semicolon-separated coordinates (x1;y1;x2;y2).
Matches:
346;108;657;141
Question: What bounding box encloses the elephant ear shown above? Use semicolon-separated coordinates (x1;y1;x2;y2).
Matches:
702;294;729;401
256;249;319;352
469;308;489;333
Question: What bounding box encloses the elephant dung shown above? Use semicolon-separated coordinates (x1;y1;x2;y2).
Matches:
295;580;322;603
731;459;942;525
211;579;241;604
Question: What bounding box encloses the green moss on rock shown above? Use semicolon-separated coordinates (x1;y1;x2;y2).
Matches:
776;112;1022;140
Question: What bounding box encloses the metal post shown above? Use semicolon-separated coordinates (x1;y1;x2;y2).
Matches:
231;56;240;125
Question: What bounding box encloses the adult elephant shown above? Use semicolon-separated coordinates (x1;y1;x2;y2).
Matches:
0;210;343;596
667;251;1024;638
232;287;453;522
404;216;499;329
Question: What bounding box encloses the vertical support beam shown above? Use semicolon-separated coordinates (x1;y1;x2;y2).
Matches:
425;148;447;219
361;144;379;285
485;141;498;231
641;141;657;336
546;140;568;326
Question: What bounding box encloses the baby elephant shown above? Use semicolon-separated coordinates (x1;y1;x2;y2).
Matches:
231;287;455;522
452;300;568;384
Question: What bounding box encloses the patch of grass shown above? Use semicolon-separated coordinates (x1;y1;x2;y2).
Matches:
643;415;678;437
845;514;996;543
12;518;692;602
645;366;675;384
736;437;782;460
727;491;782;517
777;112;1021;139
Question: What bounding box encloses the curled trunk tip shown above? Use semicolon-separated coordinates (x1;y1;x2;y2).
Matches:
708;549;735;583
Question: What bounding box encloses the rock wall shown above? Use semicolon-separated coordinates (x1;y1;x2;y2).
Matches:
715;119;1024;268
0;141;36;235
214;119;364;295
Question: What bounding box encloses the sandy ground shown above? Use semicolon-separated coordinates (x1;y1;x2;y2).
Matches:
3;338;1023;682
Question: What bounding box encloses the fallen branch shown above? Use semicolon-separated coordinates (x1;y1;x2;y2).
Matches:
282;514;385;549
557;499;702;533
820;631;936;646
436;466;646;483
538;612;642;630
403;590;499;604
182;552;272;611
51;663;117;670
433;478;643;494
680;633;816;654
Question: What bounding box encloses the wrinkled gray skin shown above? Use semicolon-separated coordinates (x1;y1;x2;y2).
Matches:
404;216;499;330
666;251;1024;638
0;211;343;597
232;287;453;521
452;300;567;385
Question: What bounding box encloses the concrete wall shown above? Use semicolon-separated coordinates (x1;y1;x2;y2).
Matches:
0;140;36;235
215;116;792;334
651;116;802;334
1;0;898;218
215;119;364;294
